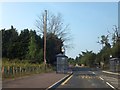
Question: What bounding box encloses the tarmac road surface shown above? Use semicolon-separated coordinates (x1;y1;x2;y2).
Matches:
57;67;116;89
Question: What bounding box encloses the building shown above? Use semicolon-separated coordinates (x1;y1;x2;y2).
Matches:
56;53;68;73
109;58;120;72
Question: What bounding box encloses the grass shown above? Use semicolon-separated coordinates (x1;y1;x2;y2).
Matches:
2;58;54;80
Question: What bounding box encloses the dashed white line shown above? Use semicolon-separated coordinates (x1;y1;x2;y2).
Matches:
99;77;104;81
88;71;91;72
106;82;115;89
92;72;95;74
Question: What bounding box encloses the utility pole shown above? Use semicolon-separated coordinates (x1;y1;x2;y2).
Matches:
44;10;47;65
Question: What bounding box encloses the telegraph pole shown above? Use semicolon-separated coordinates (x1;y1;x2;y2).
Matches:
44;10;47;66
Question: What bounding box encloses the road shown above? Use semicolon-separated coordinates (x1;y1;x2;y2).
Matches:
2;67;118;90
57;67;116;89
2;72;67;88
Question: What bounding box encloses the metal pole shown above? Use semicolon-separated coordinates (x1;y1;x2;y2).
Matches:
44;10;47;65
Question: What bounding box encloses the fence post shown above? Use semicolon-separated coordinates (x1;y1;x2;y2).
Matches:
2;66;4;79
8;66;10;78
13;66;15;79
20;67;21;77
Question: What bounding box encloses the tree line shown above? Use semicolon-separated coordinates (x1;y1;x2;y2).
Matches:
69;25;120;69
1;11;70;66
1;25;63;65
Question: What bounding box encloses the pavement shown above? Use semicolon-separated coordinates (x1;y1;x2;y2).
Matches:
2;67;120;90
102;71;120;75
0;78;2;90
100;70;120;90
2;72;69;89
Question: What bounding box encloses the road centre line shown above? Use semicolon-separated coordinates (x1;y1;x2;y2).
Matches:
106;82;115;89
47;74;70;89
61;75;73;85
99;77;104;80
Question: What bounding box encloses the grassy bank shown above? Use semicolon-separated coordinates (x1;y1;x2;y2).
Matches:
2;58;54;80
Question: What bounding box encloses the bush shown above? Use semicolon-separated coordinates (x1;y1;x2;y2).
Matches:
2;58;53;79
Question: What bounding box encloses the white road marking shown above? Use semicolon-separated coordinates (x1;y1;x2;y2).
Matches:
102;71;120;75
106;82;115;89
47;74;70;89
91;83;96;86
92;72;95;74
61;75;73;85
99;77;104;80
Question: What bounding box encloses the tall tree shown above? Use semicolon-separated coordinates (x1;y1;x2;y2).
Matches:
27;30;37;61
96;25;119;69
35;10;70;65
35;10;70;48
97;35;110;48
97;35;111;68
26;30;43;63
77;50;96;67
18;29;30;59
2;25;18;59
46;33;63;65
111;25;120;58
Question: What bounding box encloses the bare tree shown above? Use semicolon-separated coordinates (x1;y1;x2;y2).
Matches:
112;25;120;45
97;35;109;48
35;10;71;48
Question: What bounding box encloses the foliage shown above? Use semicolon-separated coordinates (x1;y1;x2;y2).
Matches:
2;11;71;65
2;58;53;79
27;30;37;61
2;26;18;59
35;10;71;50
95;25;119;69
46;33;63;65
74;25;119;69
68;58;76;66
111;40;120;58
1;25;63;65
76;50;96;67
